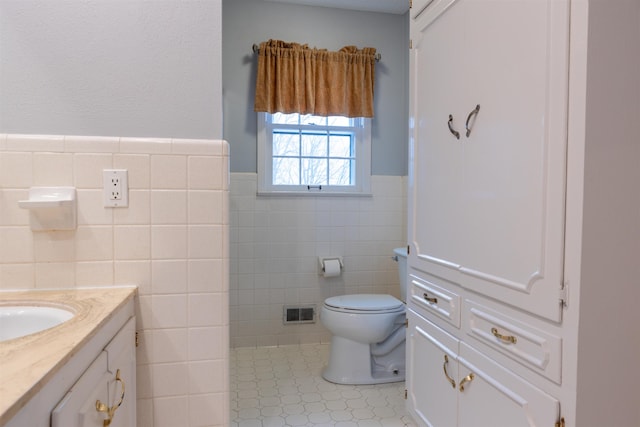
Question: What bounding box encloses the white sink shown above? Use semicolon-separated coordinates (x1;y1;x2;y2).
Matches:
0;305;74;342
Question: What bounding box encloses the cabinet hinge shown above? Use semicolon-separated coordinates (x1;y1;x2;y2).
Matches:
409;39;413;49
559;282;569;307
409;0;412;9
405;318;409;328
555;417;565;427
407;244;410;255
135;331;139;347
405;389;408;399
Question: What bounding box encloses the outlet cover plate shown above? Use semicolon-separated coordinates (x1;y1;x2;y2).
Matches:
103;169;129;207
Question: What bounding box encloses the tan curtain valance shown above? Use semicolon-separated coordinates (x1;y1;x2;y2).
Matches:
254;39;376;118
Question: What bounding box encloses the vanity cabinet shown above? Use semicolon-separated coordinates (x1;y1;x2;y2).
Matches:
52;317;136;427
2;292;136;427
403;0;640;425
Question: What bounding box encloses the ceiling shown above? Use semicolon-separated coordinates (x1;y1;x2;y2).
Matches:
263;0;409;15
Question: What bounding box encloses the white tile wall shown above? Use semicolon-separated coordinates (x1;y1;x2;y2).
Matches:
229;173;407;348
0;133;229;427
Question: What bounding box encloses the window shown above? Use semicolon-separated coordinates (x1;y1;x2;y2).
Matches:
257;112;371;195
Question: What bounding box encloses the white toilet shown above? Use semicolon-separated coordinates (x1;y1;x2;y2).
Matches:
320;247;408;385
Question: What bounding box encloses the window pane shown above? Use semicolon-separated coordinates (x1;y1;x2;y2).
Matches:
327;116;351;127
273;157;300;185
272;113;299;125
261;112;369;193
273;131;299;156
329;134;353;158
301;132;327;157
329;159;353;185
301;158;327;185
300;114;326;126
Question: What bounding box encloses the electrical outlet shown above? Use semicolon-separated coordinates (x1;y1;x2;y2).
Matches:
103;169;129;207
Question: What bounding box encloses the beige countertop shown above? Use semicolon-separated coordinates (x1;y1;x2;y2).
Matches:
0;286;137;424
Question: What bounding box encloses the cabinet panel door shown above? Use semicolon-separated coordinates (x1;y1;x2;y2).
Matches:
105;317;136;427
457;343;559;427
406;310;458;427
52;352;110;427
410;0;432;20
409;0;569;322
410;0;466;267
457;0;569;322
52;318;136;427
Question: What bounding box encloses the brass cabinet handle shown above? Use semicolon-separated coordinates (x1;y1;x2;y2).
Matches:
423;293;438;304
443;355;456;388
465;104;480;137
448;114;460;139
96;369;126;426
459;372;475;392
491;327;517;344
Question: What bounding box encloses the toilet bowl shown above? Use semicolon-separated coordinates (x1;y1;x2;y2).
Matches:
320;247;408;385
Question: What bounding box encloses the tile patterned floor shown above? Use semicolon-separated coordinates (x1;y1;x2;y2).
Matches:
231;343;417;427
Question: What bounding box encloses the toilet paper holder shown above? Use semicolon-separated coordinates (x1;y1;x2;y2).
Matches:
318;257;344;274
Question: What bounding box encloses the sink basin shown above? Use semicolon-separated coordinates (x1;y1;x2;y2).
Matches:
0;305;74;342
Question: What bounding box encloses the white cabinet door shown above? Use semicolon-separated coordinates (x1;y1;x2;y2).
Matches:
409;0;466;268
406;311;560;427
51;352;110;427
105;317;136;427
409;0;569;322
457;343;560;427
406;310;458;427
52;317;136;427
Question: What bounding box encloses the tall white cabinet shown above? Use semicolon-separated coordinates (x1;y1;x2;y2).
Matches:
406;0;640;426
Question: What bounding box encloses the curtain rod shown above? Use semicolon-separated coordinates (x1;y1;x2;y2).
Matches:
252;43;381;62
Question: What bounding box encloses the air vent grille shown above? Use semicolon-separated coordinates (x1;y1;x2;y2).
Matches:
283;305;316;324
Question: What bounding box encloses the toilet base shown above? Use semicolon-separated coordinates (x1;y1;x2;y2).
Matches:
321;335;405;385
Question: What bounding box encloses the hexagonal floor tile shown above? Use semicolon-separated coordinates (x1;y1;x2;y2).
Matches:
231;343;417;427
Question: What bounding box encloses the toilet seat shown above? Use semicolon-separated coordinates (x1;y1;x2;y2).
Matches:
324;294;404;314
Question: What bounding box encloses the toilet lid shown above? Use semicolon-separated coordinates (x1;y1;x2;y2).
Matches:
324;294;404;312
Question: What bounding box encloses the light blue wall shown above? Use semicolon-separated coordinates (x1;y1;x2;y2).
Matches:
222;0;409;175
0;0;222;139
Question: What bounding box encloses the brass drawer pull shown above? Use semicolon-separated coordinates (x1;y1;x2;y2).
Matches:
423;293;438;304
459;372;475;391
491;327;517;344
443;355;456;388
96;369;125;426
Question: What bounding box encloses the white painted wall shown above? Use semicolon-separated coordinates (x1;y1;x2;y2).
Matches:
0;0;222;140
574;1;640;426
0;1;227;425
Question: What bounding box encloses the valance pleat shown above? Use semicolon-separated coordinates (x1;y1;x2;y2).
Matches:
254;40;376;118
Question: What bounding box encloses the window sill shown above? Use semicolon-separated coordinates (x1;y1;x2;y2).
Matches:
257;190;373;197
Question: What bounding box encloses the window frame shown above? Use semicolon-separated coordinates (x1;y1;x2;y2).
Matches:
257;112;372;196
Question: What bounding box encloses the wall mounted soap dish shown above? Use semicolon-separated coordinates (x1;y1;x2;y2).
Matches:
18;187;77;231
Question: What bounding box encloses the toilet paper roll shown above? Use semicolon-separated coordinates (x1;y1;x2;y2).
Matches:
323;259;341;278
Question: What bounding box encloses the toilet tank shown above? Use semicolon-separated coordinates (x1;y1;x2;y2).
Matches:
393;247;408;302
